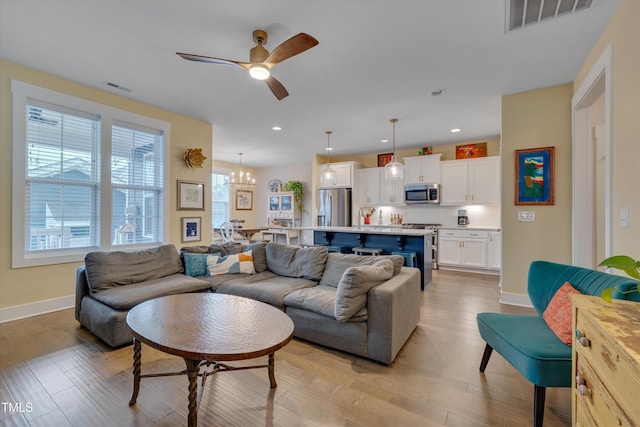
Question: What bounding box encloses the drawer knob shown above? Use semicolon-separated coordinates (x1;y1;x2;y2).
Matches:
577;384;592;397
579;337;590;347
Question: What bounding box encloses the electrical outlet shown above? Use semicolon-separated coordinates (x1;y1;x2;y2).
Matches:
518;211;535;222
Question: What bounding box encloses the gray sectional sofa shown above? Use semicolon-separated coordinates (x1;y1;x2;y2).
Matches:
75;242;421;364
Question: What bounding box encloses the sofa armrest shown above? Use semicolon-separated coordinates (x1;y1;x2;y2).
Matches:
366;267;421;364
75;266;90;322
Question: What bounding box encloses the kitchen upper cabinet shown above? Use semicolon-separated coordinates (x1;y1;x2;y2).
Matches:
357;168;380;205
487;230;501;270
357;167;404;206
440;156;500;205
403;154;442;185
438;228;488;269
319;161;356;188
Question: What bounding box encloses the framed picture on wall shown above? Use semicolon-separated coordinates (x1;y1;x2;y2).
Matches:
177;180;205;210
181;217;201;242
377;153;393;167
236;189;253;210
515;146;555;205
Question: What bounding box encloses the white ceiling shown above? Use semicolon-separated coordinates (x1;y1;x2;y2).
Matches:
0;0;620;168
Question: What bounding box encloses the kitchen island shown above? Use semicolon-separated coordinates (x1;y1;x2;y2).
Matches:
299;226;433;290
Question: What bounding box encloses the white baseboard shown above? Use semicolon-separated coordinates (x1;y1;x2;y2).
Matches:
0;295;75;323
500;291;533;308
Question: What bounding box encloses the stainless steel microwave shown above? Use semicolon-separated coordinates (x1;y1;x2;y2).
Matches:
404;183;440;204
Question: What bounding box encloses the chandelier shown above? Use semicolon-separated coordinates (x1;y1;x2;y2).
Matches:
320;130;337;186
384;118;404;180
225;153;256;190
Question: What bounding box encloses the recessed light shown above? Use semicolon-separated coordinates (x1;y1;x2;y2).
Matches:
430;89;446;96
450;128;461;133
381;139;389;143
325;147;333;151
272;126;282;131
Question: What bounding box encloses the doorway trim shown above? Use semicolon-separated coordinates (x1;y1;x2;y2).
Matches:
571;43;613;267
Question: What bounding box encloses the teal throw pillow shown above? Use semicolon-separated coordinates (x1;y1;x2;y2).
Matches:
183;252;210;277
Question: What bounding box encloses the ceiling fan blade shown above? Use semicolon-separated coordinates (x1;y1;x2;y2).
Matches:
264;33;319;66
176;52;250;70
265;76;289;100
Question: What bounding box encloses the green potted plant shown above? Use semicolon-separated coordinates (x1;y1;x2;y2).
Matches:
283;180;305;214
599;255;640;302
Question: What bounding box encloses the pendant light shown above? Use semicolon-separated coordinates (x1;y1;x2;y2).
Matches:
321;130;337;186
385;118;404;180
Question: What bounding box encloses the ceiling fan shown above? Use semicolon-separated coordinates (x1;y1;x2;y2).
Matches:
177;30;319;100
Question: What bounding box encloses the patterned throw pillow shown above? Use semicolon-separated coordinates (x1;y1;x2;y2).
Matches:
183;253;210;277
543;281;581;345
206;250;255;276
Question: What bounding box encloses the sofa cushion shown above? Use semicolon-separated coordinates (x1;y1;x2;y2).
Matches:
208;242;242;255
543;282;581;345
242;242;268;273
85;244;183;293
183;253;210;277
216;274;317;309
207;251;255;276
284;285;368;322
266;243;328;280
334;259;394;321
319;253;404;288
90;273;210;310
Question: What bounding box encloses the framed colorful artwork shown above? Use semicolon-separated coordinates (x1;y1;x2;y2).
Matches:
181;217;201;242
177;180;205;210
456;142;487;159
515;146;555;205
377;153;393;167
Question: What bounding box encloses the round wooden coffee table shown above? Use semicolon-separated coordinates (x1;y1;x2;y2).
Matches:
126;293;294;427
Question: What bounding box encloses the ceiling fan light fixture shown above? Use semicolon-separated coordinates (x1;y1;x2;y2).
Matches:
384;118;404;180
249;64;270;80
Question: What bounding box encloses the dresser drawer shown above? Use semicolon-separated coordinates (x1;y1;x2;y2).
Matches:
575;354;637;426
575;311;640;421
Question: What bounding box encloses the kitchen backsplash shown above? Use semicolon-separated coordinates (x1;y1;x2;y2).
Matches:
364;203;500;227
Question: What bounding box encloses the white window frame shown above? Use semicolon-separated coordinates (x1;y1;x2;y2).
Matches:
211;169;231;229
11;80;170;268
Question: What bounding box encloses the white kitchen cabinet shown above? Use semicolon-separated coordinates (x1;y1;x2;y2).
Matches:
487;230;501;270
438;228;488;268
319;161;356;188
357;167;404;206
357;168;380;205
403;154;442;185
380;174;404;205
440;156;500;205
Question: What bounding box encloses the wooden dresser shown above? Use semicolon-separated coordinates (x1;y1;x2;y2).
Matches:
571;294;640;426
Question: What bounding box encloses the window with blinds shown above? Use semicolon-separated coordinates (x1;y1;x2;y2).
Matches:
111;124;164;246
25;104;100;253
211;172;230;229
12;80;170;267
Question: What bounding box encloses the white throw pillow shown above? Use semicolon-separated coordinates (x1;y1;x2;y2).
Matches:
206;250;255;276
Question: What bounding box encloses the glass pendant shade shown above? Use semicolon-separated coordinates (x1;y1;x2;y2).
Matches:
384;118;404;180
321;130;337;186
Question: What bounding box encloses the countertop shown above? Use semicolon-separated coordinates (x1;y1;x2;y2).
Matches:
296;226;433;236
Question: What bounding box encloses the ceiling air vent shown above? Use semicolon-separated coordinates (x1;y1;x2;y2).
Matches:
506;0;595;32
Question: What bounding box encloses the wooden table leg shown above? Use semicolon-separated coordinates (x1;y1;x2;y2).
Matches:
129;338;141;405
184;359;200;427
268;353;277;388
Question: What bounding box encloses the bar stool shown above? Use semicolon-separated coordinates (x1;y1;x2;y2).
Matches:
392;251;417;268
352;247;383;256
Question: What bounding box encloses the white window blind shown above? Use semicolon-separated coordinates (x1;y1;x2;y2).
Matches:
212;172;230;228
111;123;164;246
25;104;100;253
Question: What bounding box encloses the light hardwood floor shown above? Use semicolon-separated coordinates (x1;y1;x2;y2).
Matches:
0;270;571;426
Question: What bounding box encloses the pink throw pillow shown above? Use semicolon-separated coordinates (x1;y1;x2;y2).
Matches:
543;282;581;345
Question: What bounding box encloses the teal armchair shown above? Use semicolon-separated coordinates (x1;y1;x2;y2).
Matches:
476;260;639;426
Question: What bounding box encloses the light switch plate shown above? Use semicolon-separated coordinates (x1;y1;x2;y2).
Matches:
518;211;535;222
620;209;629;228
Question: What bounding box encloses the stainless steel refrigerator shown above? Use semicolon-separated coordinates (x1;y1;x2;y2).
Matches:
317;188;352;227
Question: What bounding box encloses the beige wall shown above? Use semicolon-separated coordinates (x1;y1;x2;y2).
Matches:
211;158;259;225
500;84;574;298
0;60;212;310
574;0;640;258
